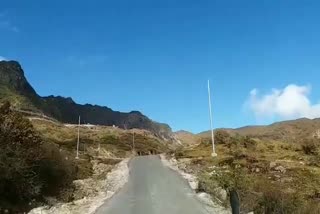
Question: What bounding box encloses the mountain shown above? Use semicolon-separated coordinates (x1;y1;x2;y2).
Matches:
199;118;320;142
174;130;201;145
0;60;172;139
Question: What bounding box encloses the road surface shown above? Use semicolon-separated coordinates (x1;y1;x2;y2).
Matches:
95;155;211;214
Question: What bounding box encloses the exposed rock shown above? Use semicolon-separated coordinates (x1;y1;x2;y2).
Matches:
280;177;293;183
299;161;305;165
269;161;277;169
0;61;174;140
274;174;281;179
214;187;228;201
274;165;286;173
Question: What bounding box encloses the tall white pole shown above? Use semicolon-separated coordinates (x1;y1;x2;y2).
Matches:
76;116;80;159
208;80;217;157
132;132;135;153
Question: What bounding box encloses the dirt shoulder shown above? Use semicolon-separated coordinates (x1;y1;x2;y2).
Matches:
29;158;130;214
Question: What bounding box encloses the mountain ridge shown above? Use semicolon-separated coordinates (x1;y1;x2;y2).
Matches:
199;117;320;141
0;60;173;140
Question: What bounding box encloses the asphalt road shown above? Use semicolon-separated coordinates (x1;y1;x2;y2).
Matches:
95;155;210;214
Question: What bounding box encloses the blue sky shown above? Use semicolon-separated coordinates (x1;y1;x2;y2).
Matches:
1;1;320;133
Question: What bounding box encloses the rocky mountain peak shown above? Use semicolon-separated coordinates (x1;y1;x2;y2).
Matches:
0;60;37;96
0;61;174;141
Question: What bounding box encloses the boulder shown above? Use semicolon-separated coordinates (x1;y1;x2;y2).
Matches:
214;187;228;201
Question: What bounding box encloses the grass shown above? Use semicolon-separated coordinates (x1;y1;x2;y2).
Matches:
173;133;320;213
31;119;169;158
0;85;37;111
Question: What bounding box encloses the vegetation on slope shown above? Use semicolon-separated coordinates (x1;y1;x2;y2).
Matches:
31;119;168;158
0;101;169;212
0;102;77;212
174;130;320;214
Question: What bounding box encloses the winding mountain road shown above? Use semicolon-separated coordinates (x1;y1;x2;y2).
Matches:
95;155;211;214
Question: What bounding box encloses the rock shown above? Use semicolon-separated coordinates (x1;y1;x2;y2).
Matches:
275;166;286;173
274;174;281;179
299;161;305;165
215;187;228;201
208;165;216;170
197;192;215;206
280;177;293;183
269;162;277;169
314;191;320;199
255;168;260;173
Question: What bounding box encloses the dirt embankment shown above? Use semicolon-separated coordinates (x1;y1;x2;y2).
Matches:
29;158;130;214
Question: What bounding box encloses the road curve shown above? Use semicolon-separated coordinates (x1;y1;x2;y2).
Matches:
95;155;211;214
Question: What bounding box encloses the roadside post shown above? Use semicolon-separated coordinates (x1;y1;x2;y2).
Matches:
76;116;80;159
132;131;136;155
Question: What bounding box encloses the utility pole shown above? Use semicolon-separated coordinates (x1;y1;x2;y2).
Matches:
132;132;135;155
208;80;217;157
76;116;80;159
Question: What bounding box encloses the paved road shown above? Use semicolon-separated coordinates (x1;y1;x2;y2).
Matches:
95;155;210;214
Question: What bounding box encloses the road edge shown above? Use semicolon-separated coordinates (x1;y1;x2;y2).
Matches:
29;158;130;214
160;154;231;214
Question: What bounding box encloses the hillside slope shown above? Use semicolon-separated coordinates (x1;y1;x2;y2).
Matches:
199;118;320;142
0;60;172;139
174;130;201;145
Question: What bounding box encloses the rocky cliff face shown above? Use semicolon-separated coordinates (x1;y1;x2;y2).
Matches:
0;60;173;140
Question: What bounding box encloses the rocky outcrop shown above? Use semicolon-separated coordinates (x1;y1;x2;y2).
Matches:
0;61;173;140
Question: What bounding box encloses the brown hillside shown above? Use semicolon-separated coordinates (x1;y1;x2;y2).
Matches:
174;130;201;145
199;118;320;142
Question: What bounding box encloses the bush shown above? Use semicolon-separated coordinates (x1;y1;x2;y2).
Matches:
0;102;76;210
301;139;319;155
215;130;231;144
0;102;43;205
39;142;76;197
255;183;304;214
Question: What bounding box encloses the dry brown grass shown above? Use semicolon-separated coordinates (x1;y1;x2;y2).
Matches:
199;118;320;142
31;119;169;158
174;134;320;213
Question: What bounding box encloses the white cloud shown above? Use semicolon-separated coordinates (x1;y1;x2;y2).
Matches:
0;56;6;61
246;84;320;120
